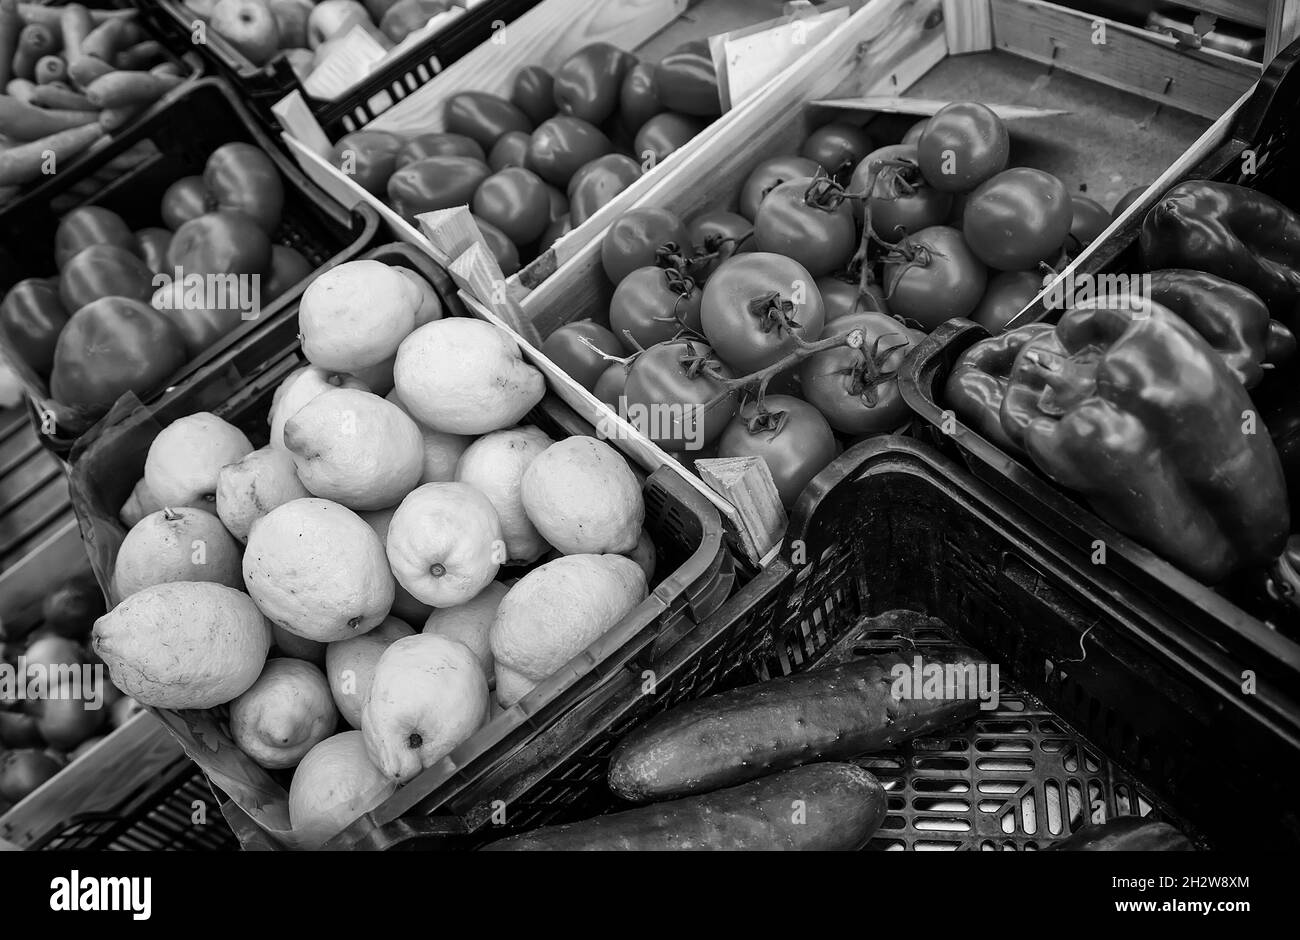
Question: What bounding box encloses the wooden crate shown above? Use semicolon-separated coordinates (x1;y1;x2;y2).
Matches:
511;0;1270;556
278;0;841;292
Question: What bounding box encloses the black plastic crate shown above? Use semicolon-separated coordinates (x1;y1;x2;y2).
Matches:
27;758;237;851
66;241;736;850
0;77;380;454
141;0;541;137
894;35;1300;675
366;438;1298;851
0;2;206;208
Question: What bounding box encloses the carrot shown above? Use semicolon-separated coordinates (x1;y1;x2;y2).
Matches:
84;70;182;109
114;40;164;71
18;5;132;29
33;54;64;85
27;82;96;111
59;3;91;63
11;22;55;80
98;102;145;133
78;17;128;63
0;121;102;185
0;93;97;140
0;0;20;87
66;54;110;89
4;76;34;102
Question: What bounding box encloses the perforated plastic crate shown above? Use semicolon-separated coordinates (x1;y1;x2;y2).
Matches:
384;437;1298;850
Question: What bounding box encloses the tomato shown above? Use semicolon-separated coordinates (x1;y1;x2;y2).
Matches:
167;211;272;278
510;65;556;125
619;61;662;135
150;279;244;358
49;296;188;416
488;131;532;172
601;207;689;285
553;43;636;126
568;154;641;226
634;112;705;166
800;121;873;177
963;168;1072;271
700;253;826;372
204;142;285;234
901;118;928;146
473;216;521;276
917;102;1009;193
387;156;491;223
59;245;154;312
472;166;550;246
752;177;857;277
971;269;1044;333
593;360;630;408
159;175;209;231
265;245;314;303
738;155;823;221
687;209;752;279
527;116;613;188
816;275;889;321
545;185;569;221
395;132;486;169
1111;184;1147;219
541;320;622;390
799;312;922;435
652;40;720;117
717;394;837;508
1065;193;1110;254
610;265;702;351
134;228;172;276
330;130;403;196
54;207;137;268
0;279;67;376
622;338;738;451
850;143;952;242
445;92;533;150
881;225;985;329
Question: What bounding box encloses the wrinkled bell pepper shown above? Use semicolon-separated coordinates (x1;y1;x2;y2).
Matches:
944;323;1054;454
1140;181;1300;332
1143;269;1295;388
1000;298;1289;584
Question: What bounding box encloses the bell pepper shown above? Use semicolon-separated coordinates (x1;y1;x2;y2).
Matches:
1140;181;1300;332
1144;269;1294;389
944;323;1054;454
1000;298;1289;584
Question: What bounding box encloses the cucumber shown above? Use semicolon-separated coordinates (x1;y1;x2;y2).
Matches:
608;647;989;801
1048;816;1194;851
483;763;885;851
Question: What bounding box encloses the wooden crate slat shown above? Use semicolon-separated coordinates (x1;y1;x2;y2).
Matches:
1266;0;1300;62
0;415;41;480
1165;0;1269;30
991;0;1260;120
0;472;71;557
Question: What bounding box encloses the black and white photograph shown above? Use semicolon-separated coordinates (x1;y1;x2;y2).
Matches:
0;0;1290;919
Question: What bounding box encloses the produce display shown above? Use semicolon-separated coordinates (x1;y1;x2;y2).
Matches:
79;256;679;848
178;0;469;96
0;571;141;812
0;141;313;429
0;4;189;193
328;37;719;274
946;179;1299;600
2;0;1298;870
540;101;1133;513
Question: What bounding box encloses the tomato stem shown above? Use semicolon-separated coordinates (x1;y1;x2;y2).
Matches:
697;327;866;413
